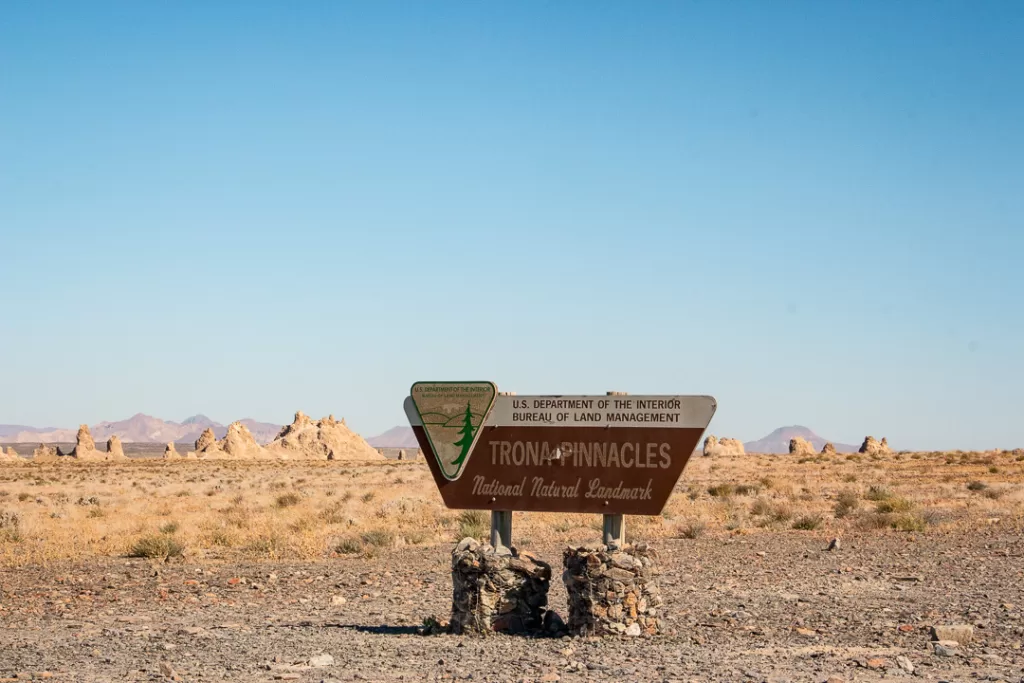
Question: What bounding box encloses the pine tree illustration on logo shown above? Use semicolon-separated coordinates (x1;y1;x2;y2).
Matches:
408;382;497;481
451;402;476;467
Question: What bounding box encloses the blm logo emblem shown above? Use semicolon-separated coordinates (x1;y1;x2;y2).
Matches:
409;381;497;481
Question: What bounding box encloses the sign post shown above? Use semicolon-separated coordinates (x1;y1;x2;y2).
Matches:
601;391;628;549
407;382;717;637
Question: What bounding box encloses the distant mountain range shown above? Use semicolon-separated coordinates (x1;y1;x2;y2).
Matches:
0;414;282;444
742;426;858;454
367;426;420;448
365;424;859;454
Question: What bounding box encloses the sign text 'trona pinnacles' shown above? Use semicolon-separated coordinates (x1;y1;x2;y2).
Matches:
406;383;716;515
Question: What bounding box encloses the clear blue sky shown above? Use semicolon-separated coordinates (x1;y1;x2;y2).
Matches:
1;2;1022;450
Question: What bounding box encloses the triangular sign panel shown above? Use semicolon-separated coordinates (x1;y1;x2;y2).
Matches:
409;381;497;481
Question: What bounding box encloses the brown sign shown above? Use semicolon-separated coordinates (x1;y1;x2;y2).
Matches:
405;389;716;515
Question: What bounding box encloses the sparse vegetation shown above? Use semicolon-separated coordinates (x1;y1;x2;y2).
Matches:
792;514;823;530
457;510;488;540
274;492;301;508
128;533;185;559
833;489;860;518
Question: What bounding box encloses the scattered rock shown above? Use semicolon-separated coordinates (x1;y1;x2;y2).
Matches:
308;654;334;668
624;622;642;637
932;640;959;657
930;624;973;644
158;661;181;681
895;655;915;674
826;538;840;551
821;442;836;455
789;437;815;455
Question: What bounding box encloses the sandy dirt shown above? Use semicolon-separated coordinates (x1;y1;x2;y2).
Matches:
2;528;1022;682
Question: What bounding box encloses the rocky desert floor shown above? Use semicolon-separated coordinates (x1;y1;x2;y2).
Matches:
2;450;1023;682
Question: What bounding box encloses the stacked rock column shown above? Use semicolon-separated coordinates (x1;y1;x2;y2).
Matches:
450;537;551;635
562;543;662;636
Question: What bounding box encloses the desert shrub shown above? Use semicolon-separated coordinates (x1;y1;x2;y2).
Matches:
875;497;913;513
0;510;22;542
889;513;928;532
967;481;987;491
676;519;706;539
245;532;287;557
707;483;734;498
983;487;1006;500
319;503;346;525
750;498;772;516
87;507;106;518
989;466;1000;474
457;510;488;540
158;521;179;535
335;536;362;555
361;491;376;503
735;484;760;496
129;533;185;559
792;515;823;530
403;529;430;545
360;529;394;548
768;502;794;523
842;473;858;483
759;476;776;490
864;485;892;502
274;493;301;508
833;489;860;518
17;493;31;502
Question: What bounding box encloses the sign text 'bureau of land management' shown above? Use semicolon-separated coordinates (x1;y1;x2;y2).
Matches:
406;382;717;515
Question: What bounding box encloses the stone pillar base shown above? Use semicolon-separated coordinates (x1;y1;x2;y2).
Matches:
562;543;662;636
450;537;551;635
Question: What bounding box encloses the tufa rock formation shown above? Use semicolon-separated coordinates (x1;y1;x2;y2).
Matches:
0;446;20;462
69;424;104;460
266;411;381;460
716;438;745;456
702;436;745;457
163;442;182;459
195;422;264;459
789;437;816;455
32;443;60;462
859;436;893;455
821;441;836;455
106;435;126;460
195;427;217;453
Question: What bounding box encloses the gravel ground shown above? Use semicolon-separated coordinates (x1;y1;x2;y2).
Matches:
2;528;1023;682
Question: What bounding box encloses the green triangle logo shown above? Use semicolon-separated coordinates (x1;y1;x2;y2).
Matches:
410;381;497;481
